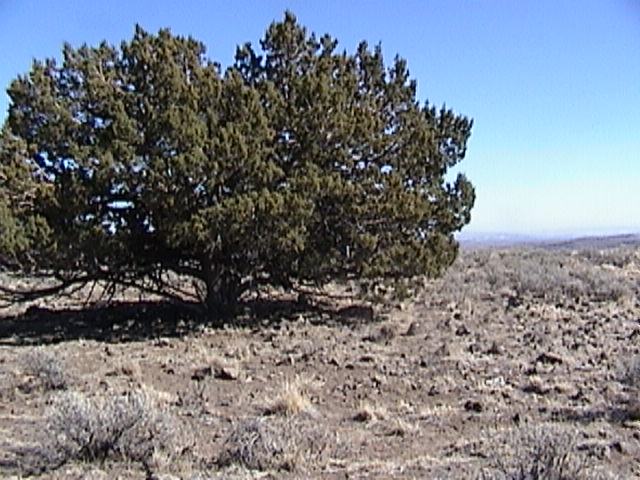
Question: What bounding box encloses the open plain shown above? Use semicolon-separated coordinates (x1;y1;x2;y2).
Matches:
1;239;640;479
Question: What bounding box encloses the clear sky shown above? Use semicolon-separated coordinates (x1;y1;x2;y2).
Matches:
1;0;638;236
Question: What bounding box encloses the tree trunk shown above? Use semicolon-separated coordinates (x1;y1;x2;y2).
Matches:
203;262;242;323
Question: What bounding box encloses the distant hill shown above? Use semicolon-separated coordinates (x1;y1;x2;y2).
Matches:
541;233;640;250
458;232;640;250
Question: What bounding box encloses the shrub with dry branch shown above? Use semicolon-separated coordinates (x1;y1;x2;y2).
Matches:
218;416;333;473
479;423;613;480
41;389;187;473
20;347;70;391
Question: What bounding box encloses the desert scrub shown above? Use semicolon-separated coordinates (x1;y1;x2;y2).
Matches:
577;247;639;268
497;250;630;303
20;347;70;391
618;355;640;421
177;380;209;416
41;388;187;472
478;423;612;480
433;248;634;306
620;355;640;389
218;377;331;472
218;415;333;472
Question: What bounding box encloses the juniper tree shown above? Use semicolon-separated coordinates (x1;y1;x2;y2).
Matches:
0;12;475;318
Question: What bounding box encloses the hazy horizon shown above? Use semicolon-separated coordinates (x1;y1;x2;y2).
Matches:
1;1;638;235
457;228;640;241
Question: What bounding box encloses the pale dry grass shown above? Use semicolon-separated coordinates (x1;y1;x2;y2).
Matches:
353;399;388;422
265;376;317;417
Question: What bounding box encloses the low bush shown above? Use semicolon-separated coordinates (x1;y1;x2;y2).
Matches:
479;423;612;480
44;389;187;471
21;347;70;391
218;416;333;472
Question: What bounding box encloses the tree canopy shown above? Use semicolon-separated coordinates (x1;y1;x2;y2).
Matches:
0;12;475;318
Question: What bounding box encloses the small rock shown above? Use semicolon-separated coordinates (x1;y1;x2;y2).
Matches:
191;366;213;381
337;305;375;323
536;352;563;365
464;400;483;413
625;400;640;421
214;364;240;380
569;388;584;401
161;363;175;375
553;381;579;397
455;325;470;336
435;343;450;357
296;292;311;306
193;361;240;381
522;379;551;395
364;325;396;343
610;440;629;455
405;321;420;336
468;343;483;354
328;356;342;368
153;337;172;347
506;295;522;309
486;341;502;355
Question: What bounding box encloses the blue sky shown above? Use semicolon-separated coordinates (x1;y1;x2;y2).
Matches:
1;0;638;235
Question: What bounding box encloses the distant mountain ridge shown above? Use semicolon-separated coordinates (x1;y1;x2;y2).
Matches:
458;232;640;249
542;233;640;250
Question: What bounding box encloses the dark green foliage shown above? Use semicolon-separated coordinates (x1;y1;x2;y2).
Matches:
0;12;475;318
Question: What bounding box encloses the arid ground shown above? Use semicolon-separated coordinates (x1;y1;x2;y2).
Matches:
1;238;640;479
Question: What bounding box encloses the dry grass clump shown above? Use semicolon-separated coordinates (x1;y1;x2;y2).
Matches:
265;376;317;417
20;347;70;391
353;399;387;422
478;423;611;480
218;416;333;472
177;380;209;416
384;416;415;437
33;388;188;474
217;375;333;473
